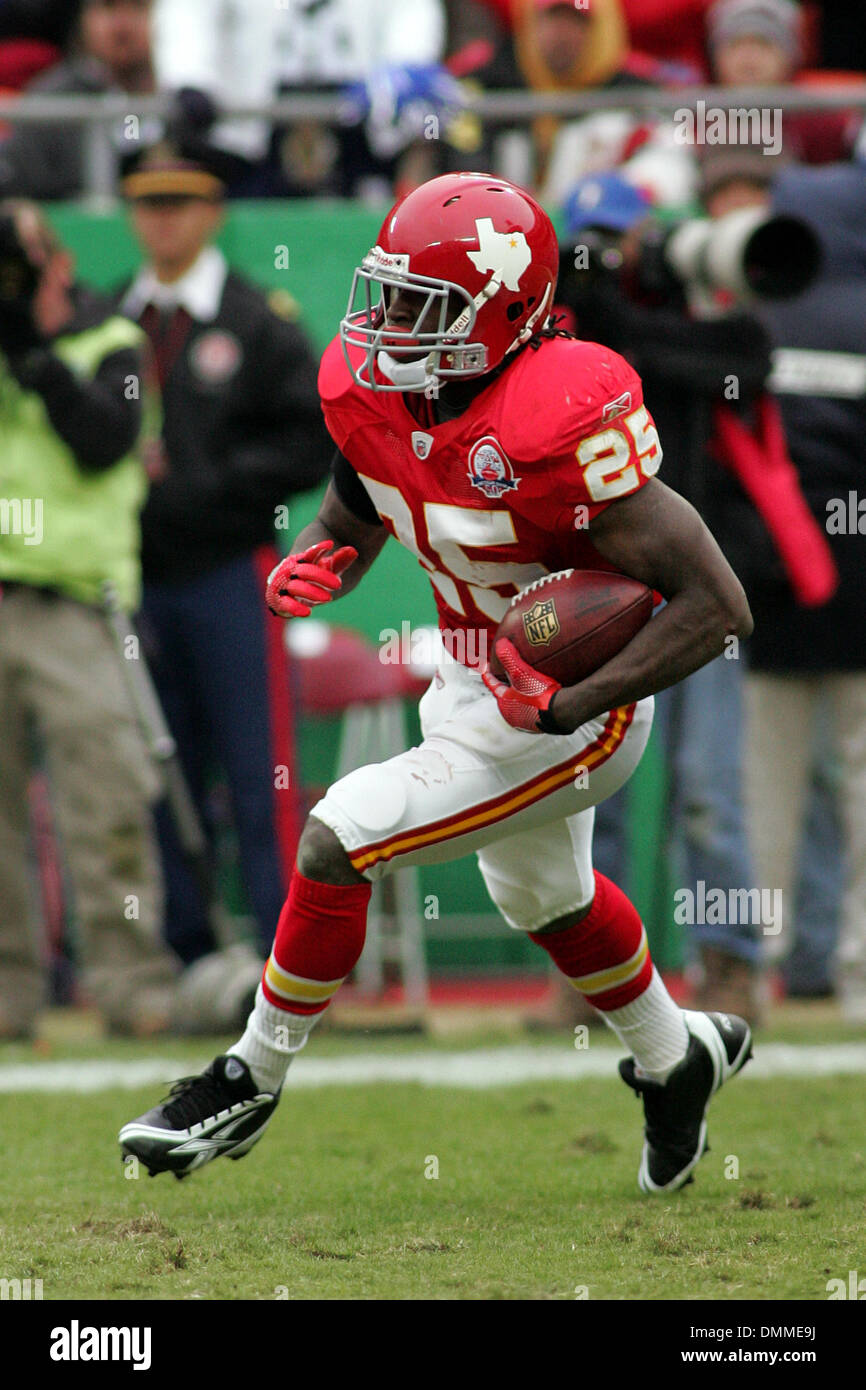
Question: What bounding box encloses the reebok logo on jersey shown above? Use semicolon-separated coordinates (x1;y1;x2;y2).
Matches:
467;219;531;292
412;431;434;459
467;437;521;499
602;390;632;423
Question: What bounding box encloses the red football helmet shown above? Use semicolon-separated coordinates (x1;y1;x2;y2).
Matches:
340;172;559;393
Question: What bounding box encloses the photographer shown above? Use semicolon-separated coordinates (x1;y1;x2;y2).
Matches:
745;144;866;1019
0;199;182;1038
555;161;832;1021
557;163;777;552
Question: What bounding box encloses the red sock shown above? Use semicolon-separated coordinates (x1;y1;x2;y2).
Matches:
529;871;653;1011
261;868;372;1015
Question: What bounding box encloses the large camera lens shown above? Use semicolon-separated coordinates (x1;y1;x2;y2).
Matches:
663;209;821;302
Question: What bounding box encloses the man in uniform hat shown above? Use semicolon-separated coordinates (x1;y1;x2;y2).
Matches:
118;139;332;968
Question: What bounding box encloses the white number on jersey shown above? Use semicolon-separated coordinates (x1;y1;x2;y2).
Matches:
576;404;662;503
357;477;546;621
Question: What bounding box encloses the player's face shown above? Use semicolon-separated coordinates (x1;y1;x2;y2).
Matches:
384;285;465;338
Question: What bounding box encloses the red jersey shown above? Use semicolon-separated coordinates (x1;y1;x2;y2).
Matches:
318;334;662;666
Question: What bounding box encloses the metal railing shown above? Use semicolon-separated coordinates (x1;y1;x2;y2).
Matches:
0;83;864;200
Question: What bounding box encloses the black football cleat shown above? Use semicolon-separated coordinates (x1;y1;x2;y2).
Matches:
619;1010;752;1195
118;1055;279;1180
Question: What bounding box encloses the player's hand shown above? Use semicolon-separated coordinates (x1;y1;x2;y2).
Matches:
481;638;566;734
265;539;358;618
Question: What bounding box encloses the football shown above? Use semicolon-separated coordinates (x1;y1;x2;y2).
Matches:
491;569;654;686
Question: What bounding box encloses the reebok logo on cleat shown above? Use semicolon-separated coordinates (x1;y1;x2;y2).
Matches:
117;1053;280;1178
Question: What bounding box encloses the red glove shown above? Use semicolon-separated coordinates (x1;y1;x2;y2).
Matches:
265;539;358;618
481;638;564;734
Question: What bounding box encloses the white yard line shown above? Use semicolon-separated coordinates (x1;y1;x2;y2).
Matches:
1;1043;866;1093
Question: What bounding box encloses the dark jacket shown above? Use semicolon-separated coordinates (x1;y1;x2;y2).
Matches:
752;160;866;672
555;257;774;588
114;265;332;582
0;0;82;44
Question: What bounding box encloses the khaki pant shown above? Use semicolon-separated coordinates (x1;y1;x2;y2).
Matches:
743;672;866;1007
0;586;179;1034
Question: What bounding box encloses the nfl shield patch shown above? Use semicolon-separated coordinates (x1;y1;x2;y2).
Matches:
523;598;560;647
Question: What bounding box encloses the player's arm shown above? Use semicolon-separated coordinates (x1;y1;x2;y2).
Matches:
266;473;387;617
549;478;753;733
293;479;388;600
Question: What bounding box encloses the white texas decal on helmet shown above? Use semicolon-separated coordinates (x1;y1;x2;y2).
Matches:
467;219;532;291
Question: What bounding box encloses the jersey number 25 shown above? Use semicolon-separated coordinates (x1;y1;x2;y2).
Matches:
576;404;661;501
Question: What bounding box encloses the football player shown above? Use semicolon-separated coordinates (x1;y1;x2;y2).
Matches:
119;172;754;1194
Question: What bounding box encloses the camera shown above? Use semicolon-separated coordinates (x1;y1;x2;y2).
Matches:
648;208;820;301
577;208;820;305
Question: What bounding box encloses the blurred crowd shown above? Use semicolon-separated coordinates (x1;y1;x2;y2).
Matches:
1;0;865;1037
0;0;863;202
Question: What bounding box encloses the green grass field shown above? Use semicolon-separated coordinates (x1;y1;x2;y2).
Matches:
1;1015;864;1302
